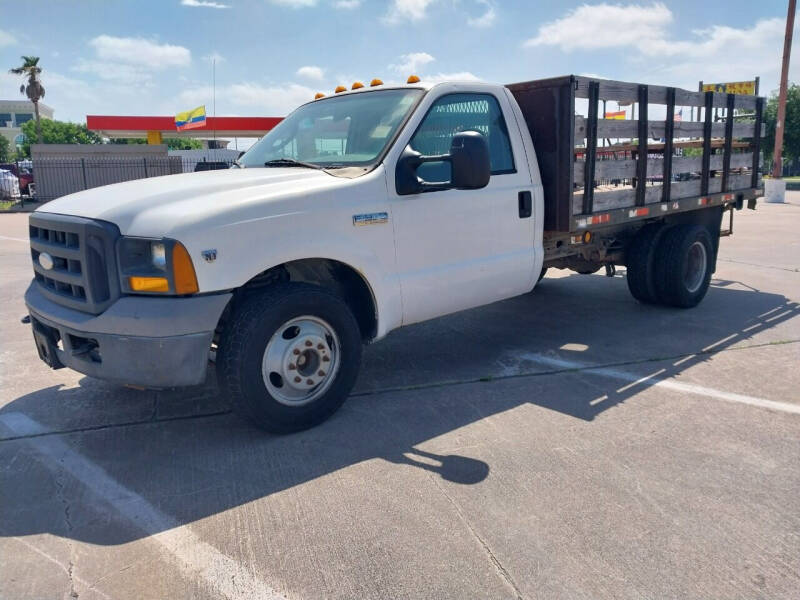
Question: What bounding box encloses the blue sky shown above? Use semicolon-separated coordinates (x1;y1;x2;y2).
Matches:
1;0;797;123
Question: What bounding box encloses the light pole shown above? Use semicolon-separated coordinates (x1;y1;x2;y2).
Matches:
772;0;797;180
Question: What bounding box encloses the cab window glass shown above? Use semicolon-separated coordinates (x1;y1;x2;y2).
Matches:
409;93;515;183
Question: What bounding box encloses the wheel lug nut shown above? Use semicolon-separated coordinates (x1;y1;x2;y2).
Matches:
318;370;325;376
306;378;314;385
288;364;296;370
322;355;330;362
294;376;301;383
305;341;312;347
317;343;324;350
293;349;300;355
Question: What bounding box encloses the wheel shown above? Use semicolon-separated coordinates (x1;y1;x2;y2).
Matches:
217;283;363;433
625;224;666;304
653;224;714;308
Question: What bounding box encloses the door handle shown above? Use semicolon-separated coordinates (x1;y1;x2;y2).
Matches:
518;191;532;218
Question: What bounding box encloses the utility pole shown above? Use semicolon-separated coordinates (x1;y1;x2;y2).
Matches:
772;0;796;178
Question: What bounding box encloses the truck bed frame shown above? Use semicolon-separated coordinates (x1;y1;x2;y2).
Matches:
506;75;764;235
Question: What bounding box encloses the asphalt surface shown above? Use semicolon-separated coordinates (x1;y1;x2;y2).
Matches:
1;197;799;599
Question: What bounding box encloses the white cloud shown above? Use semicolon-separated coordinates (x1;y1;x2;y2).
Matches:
425;71;482;83
89;35;191;68
333;0;361;7
524;3;672;51
384;0;437;23
390;52;435;74
269;0;317;7
0;28;16;47
522;3;799;95
73;60;157;86
467;0;495;28
179;82;316;115
296;65;325;81
181;0;230;8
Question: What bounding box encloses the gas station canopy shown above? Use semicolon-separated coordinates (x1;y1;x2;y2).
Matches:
87;115;282;143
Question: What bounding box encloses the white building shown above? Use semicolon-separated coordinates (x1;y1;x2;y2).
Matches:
0;100;54;148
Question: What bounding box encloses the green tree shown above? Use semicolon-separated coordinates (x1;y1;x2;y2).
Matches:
763;84;800;163
9;56;46;144
18;119;102;157
109;137;203;150
0;135;11;162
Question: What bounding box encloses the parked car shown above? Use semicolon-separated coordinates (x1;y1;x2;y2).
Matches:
0;163;34;195
0;169;21;200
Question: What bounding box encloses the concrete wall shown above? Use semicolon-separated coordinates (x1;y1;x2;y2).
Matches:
31;144;182;201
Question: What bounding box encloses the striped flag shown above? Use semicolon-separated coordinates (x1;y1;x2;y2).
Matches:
605;110;626;120
175;105;207;131
674;108;683;123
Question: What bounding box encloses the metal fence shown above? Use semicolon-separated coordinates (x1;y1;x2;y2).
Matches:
0;157;236;209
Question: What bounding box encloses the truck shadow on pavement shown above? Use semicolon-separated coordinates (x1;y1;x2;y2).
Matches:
1;273;797;545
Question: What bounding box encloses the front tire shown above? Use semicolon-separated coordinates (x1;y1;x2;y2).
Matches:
217;283;362;433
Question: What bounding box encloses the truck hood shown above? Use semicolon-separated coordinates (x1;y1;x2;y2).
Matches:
37;167;343;236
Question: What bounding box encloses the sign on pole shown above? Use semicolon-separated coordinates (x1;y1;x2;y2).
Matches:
700;80;758;95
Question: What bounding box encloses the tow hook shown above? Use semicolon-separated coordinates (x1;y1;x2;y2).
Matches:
605;264;616;277
20;315;31;324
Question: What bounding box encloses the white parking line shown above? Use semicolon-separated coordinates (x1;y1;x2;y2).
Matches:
0;412;287;600
530;355;800;415
0;235;28;243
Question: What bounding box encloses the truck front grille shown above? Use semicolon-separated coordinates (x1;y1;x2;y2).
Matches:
29;214;120;314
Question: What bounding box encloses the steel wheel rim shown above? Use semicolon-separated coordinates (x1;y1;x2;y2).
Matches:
261;316;341;407
684;241;707;293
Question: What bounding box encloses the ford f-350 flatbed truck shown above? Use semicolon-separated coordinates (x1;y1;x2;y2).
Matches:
24;75;765;432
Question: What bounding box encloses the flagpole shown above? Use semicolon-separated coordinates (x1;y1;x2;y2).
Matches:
212;58;217;153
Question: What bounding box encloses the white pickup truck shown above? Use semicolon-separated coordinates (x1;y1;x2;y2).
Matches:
25;75;764;432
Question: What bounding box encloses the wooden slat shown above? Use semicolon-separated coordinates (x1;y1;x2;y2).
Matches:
572;76;758;110
574;153;756;182
574;117;764;141
572;173;756;214
579;139;752;154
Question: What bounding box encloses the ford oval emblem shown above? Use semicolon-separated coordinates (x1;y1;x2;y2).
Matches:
38;252;54;271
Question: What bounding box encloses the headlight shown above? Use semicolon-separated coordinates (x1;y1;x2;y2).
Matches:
117;237;198;295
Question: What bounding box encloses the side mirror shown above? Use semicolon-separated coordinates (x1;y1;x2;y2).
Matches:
450;131;491;189
395;130;491;195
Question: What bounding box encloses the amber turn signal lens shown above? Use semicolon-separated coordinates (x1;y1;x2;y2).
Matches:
334;85;347;93
370;78;383;87
129;276;169;292
351;81;364;89
407;75;420;83
314;92;325;99
172;242;199;294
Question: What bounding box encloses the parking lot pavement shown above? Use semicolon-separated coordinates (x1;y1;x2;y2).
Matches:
1;198;799;599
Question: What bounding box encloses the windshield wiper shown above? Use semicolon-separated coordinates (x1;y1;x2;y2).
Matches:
264;158;323;170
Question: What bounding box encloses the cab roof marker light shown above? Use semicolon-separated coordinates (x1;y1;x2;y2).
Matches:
314;92;325;99
370;78;383;87
334;85;347;94
407;75;420;84
352;81;364;90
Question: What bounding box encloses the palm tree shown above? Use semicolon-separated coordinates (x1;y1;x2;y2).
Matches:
9;56;46;144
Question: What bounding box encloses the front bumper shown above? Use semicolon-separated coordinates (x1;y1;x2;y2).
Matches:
25;282;232;387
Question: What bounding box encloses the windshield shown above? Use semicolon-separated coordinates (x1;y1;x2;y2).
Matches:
239;88;423;170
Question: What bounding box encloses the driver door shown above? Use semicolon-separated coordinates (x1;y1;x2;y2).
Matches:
388;91;536;325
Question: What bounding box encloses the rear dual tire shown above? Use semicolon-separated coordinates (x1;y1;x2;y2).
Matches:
626;224;714;308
